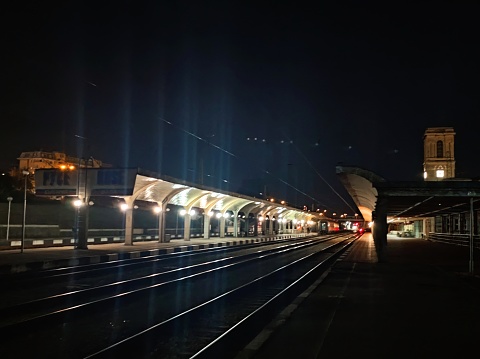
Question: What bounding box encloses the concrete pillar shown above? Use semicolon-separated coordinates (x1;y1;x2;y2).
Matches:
158;208;167;242
203;214;210;239
233;211;239;237
220;217;226;238
373;197;388;262
124;208;134;245
184;213;191;241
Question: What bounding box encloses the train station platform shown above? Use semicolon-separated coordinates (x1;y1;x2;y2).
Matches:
242;233;480;358
0;234;299;275
2;233;480;358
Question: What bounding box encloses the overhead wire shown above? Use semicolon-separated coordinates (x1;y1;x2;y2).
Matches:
160;117;350;212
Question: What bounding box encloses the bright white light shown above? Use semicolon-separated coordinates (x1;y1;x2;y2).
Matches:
189;210;196;216
216;212;222;219
73;199;83;207
423;171;428;179
120;203;129;211
436;169;444;178
154;206;162;214
223;213;229;218
179;209;187;216
259;215;264;222
208;211;214;217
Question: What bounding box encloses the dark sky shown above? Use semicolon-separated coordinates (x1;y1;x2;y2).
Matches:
1;1;479;215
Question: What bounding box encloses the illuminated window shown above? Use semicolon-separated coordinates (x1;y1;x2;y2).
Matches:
423;171;427;179
436;169;444;178
436;140;443;158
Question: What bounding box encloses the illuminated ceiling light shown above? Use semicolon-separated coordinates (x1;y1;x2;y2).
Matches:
154;206;162;214
208;211;214;217
258;215;264;222
216;212;222;219
179;209;187;216
120;203;129;211
189;210;196;216
73;199;83;207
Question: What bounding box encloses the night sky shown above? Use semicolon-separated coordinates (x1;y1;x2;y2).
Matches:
1;1;479;215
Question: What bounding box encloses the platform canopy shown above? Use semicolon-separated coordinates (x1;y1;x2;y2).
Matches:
35;167;325;223
336;165;480;222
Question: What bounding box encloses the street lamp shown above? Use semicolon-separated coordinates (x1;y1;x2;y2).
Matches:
73;198;83;244
21;170;29;253
6;196;13;241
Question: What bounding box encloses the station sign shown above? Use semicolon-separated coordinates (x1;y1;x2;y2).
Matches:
35;168;137;196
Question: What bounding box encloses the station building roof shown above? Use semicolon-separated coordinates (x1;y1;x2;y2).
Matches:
35;167;326;224
336;165;480;223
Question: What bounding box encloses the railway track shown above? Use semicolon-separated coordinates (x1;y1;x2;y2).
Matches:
0;233;359;358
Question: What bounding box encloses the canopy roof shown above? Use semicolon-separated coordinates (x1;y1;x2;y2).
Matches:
336;165;480;222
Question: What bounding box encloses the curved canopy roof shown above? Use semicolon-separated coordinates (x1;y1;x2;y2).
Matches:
336;165;480;222
121;169;325;223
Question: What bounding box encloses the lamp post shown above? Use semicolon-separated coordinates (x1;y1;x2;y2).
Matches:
6;196;13;241
73;198;83;245
21;170;29;253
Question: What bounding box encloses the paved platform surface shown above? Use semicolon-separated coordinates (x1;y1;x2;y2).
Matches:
0;236;280;274
241;233;480;358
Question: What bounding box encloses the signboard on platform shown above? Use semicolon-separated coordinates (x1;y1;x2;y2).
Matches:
35;168;137;196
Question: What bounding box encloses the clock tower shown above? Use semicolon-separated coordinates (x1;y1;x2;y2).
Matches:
423;127;455;181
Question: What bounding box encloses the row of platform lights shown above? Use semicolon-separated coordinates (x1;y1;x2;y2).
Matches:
72;200;314;227
71;199;349;227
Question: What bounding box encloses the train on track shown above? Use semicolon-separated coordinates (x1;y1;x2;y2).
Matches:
319;220;340;234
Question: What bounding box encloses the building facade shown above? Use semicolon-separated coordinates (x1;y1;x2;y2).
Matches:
423;127;456;181
18;151;105;173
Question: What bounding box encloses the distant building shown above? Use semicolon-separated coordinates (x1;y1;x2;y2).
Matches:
17;151;107;173
423;127;456;181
